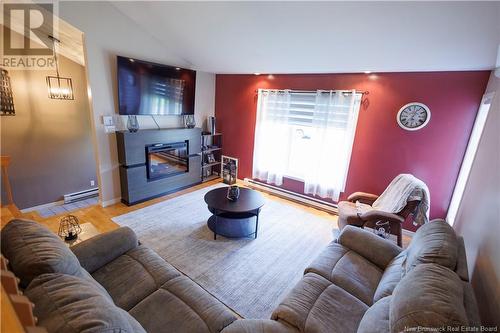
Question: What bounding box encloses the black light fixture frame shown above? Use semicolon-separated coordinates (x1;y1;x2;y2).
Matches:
46;36;74;100
46;75;74;100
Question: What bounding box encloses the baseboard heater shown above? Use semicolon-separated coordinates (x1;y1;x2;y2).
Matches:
243;178;338;215
63;188;99;204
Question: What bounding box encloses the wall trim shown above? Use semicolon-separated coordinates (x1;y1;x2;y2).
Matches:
20;200;65;213
243;178;338;214
101;197;121;207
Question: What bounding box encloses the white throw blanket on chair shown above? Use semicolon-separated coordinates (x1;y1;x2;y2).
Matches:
371;174;430;226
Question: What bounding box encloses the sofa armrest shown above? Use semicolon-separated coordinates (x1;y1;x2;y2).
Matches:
359;210;405;224
222;319;298;333
337;225;402;270
71;227;138;273
347;192;379;205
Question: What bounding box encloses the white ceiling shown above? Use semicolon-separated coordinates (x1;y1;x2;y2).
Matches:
112;1;500;74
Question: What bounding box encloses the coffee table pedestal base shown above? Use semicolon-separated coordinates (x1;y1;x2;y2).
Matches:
207;214;259;239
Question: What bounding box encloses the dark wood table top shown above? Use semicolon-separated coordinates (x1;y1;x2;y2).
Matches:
204;187;265;213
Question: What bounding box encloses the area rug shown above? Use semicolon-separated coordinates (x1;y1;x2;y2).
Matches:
112;184;337;319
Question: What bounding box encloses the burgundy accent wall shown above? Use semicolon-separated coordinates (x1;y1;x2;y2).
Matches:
215;71;490;231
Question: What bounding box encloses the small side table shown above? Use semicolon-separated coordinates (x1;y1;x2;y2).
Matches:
63;223;101;247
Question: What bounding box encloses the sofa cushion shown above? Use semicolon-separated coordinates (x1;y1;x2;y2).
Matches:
390;264;468;332
357;296;391;333
305;243;383;305
25;273;146;333
373;251;406;302
1;219;85;288
92;245;181;310
71;226;139;273
272;273;368;333
305;242;349;279
404;219;458;274
337;225;402;270
129;275;237;333
222;319;299;333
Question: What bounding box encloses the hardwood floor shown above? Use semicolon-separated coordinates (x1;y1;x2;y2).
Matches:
1;179;412;247
9;180;228;233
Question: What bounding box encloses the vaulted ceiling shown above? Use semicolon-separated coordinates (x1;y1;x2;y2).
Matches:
1;4;85;65
111;1;500;74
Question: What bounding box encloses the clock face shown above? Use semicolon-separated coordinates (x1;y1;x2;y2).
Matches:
397;103;431;131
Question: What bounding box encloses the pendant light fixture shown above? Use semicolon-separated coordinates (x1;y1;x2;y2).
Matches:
46;35;74;100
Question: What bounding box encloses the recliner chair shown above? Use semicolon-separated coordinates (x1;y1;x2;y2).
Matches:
337;191;420;247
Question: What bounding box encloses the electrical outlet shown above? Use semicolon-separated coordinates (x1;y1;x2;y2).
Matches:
102;115;114;126
90;180;95;186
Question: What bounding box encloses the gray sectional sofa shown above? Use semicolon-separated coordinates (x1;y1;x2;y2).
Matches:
1;218;480;333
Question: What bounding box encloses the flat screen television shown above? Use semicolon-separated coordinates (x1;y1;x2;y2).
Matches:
117;56;196;115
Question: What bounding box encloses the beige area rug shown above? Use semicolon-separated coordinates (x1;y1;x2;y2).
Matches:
112;184;337;319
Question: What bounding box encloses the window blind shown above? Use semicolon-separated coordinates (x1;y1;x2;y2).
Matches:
264;91;361;128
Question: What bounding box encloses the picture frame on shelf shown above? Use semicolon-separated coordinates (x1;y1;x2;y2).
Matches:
207;153;216;163
221;155;238;185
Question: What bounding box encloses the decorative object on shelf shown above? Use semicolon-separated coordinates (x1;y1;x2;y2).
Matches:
208;116;216;134
202;168;213;179
222;155;238;185
207;153;216;163
201;132;222;182
397;102;431;131
46;36;74;100
374;220;390;239
184;114;195;128
58;215;82;241
226;185;240;201
127;115;139;132
1;69;15;116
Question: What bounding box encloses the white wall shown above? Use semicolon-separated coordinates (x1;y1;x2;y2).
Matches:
453;69;499;326
59;1;216;205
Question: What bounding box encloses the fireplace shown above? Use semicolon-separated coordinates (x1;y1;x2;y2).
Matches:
146;141;189;180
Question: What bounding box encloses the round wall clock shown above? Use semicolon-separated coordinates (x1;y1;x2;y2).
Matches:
397;102;431;131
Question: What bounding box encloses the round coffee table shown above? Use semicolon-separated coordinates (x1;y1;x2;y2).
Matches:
204;187;265;240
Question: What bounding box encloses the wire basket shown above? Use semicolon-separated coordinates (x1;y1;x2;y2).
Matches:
58;215;82;241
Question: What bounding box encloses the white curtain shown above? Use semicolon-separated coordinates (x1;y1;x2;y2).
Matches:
303;90;362;201
252;89;292;185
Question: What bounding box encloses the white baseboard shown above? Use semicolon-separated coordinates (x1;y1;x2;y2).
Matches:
101;197;121;207
243;178;338;214
20;200;65;213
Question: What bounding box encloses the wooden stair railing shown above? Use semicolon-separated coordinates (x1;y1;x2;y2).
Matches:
0;255;47;333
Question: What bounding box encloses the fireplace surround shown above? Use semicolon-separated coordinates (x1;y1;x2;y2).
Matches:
116;128;201;205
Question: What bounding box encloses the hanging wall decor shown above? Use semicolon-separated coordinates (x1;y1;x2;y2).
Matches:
1;68;15;116
46;36;74;100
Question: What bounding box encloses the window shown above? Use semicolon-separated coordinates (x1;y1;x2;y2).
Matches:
252;89;362;201
446;92;494;226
